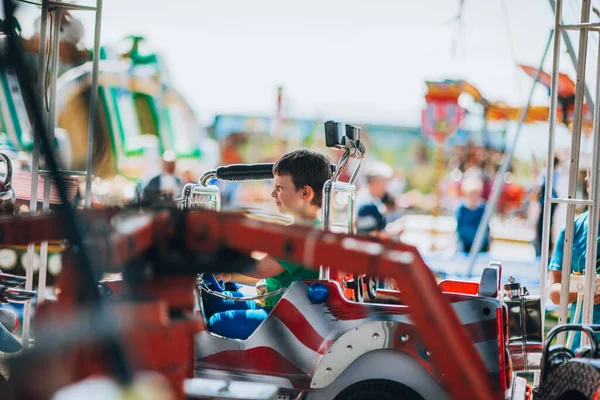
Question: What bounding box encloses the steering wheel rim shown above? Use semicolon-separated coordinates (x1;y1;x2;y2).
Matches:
202;273;225;292
0;153;12;190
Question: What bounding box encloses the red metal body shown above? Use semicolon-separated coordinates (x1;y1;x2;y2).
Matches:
0;209;501;400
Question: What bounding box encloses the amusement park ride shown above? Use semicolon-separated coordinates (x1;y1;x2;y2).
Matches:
0;0;218;291
0;0;597;399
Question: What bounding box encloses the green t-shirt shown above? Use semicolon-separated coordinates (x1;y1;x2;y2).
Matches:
263;219;320;309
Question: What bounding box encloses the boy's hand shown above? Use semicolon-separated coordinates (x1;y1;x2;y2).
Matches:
214;273;231;283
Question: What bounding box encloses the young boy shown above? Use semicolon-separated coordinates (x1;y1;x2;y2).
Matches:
207;149;332;339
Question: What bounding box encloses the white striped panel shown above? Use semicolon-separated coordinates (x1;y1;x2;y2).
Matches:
474;339;501;373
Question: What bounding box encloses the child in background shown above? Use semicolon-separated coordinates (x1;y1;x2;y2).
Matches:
456;178;489;253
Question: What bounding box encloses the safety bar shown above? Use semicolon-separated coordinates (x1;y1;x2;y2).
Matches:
320;137;365;280
199;163;337;186
0;273;27;288
540;324;598;383
548;198;594;206
561;22;600;31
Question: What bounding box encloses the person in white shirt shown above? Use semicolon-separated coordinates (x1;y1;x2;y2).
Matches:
356;160;394;235
143;150;183;203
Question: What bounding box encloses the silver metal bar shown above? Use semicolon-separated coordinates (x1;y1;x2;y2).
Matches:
540;0;564;340
321;149;353;236
549;0;595;111
22;0;50;350
16;0;97;10
348;189;357;235
329;181;355;192
561;22;600;30
580;35;600;335
557;0;591;345
48;1;97;11
199;170;217;186
348;155;364;185
39;169;88;176
549;198;594;205
320;143;359;280
85;0;103;208
38;7;62;308
520;293;529;371
321;180;333;280
332;150;351;182
466;29;555;276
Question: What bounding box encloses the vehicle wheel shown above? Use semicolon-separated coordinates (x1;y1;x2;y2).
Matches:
352;274;364;303
366;276;378;300
334;379;423;400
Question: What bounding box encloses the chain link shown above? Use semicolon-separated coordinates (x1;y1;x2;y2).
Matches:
195;274;287;302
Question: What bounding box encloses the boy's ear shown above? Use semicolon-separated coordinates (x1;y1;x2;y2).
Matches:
301;185;314;202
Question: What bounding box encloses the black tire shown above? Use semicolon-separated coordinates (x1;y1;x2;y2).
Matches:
352;274;364;303
366;277;378;300
334;379;423;400
536;360;600;400
0;373;13;400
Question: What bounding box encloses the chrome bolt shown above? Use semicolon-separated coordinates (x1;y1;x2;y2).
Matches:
373;333;380;340
425;350;432;357
326;367;332;373
399;333;410;343
346;345;353;351
386;321;393;327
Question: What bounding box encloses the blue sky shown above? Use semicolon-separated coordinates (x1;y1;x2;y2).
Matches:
13;0;593;156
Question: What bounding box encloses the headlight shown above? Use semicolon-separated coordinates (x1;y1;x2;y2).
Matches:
0;249;17;270
21;252;40;273
48;254;62;276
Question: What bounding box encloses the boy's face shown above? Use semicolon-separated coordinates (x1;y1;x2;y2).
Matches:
271;173;310;217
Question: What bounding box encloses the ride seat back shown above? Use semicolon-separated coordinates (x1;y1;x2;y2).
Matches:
478;262;501;298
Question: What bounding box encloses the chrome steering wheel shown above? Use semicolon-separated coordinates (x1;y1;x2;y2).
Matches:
0;154;15;207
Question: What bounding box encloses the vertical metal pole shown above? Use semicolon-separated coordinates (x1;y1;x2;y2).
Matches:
348;191;356;235
22;0;49;349
85;0;103;208
540;1;564;339
466;29;555;276
322;180;333;280
37;8;62;307
581;35;600;332
557;0;591;345
348;157;363;185
548;0;595;111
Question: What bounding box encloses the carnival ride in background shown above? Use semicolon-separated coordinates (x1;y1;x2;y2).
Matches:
0;14;218;285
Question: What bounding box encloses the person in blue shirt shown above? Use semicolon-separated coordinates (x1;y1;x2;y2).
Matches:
456;178;490;253
548;172;600;350
357;161;393;235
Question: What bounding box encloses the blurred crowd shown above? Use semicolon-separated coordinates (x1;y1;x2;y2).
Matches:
145;132;565;256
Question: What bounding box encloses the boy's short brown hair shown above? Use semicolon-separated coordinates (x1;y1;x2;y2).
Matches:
273;149;332;206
